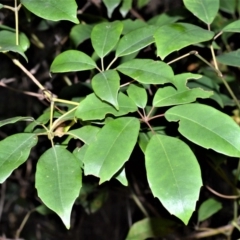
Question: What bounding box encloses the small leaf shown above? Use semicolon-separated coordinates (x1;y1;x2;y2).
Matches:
126;217;175;240
70;24;93;47
120;0;132;17
83;117;140;183
127;84;147;108
165;104;240;157
115;167;128;186
220;0;235;14
36;146;82;229
117;59;174;84
198;198;222;222
145;135;202;224
0;133;38;183
75;92;137;121
0;31;27;61
0;116;34;127
91;21;123;58
183;0;219;24
216;49;240;67
20;0;79;23
222;20;240;33
153;73;213;107
116;25;158;57
92;70;120;109
50;50;96;73
102;0;121;18
154;23;214;60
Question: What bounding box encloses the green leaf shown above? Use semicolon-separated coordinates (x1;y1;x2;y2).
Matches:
198;198;222;222
116;25;158;57
138;132;151;153
216;49;240;67
0;116;34;127
115;167;128;186
91;21;123;58
102;0;121;18
117;59;174;84
220;0;235;14
145;135;202;224
222;20;240;33
0;4;3;9
73;145;88;166
122;19;147;35
68;125;100;145
126;217;175;240
127;84;147;108
83;117;140;183
20;0;79;23
75;92;137;121
154;23;214;60
148;13;182;26
137;0;149;8
70;24;93;47
92;70;120;109
36;146;82;229
0;31;28;61
0;133;38;183
50;50;96;73
120;0;132;17
153;73;213;107
183;0;219;24
165;104;240;157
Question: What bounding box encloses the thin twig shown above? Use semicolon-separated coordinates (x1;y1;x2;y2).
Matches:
205;185;240;199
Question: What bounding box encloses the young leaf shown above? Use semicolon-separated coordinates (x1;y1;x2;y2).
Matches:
70;24;93;47
154;23;214;60
216;49;240;67
117;59;174;84
165;104;240;157
0;133;38;183
36;146;82;229
91;21;123;58
127;84;147;108
120;0;132;17
20;0;79;24
92;70;120;109
115;25;158;57
75;92;137;121
198;198;222;222
0;31;27;61
183;0;219;24
222;20;240;33
153;73;213;107
0;116;34;127
50;50;96;73
83;117;140;183
145;135;202;225
102;0;121;18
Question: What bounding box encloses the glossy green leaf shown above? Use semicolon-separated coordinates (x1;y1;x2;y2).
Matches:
0;31;27;61
183;0;219;24
127;84;147;108
83;117;140;183
75;92;137;121
20;0;79;23
126;217;175;240
220;0;235;14
36;146;82;229
70;24;93;47
0;116;34;127
216;49;240;67
222;20;240;32
102;0;121;18
165;104;240;157
68;125;100;145
91;21;123;58
154;23;214;60
198;198;222;222
115;167;128;186
145;135;202;224
116;25;158;57
92;70;120;109
50;50;96;73
117;59;174;84
153;73;213;107
0;133;38;183
120;0;132;17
